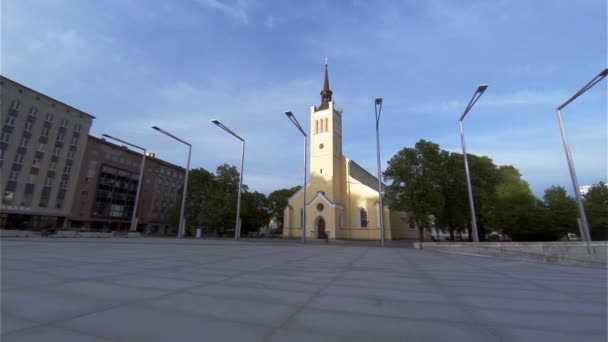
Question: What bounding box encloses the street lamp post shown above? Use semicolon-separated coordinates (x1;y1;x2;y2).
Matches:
374;98;385;247
458;84;488;243
211;120;245;241
101;134;146;232
152;126;191;239
285;111;307;245
556;68;608;242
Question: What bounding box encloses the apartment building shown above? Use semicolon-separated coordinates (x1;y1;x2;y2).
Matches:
0;76;94;229
70;136;185;233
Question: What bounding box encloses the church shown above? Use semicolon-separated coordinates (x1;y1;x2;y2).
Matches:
282;63;419;241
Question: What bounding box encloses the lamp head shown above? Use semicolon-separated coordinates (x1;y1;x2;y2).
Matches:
601;68;608;77
211;119;220;125
477;84;489;93
285;111;294;117
152;126;160;131
101;134;110;138
375;98;383;105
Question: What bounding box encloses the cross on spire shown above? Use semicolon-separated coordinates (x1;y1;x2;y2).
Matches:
319;58;333;109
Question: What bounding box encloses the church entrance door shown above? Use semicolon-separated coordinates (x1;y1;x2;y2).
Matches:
317;217;326;239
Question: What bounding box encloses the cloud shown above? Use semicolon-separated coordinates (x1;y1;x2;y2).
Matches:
264;15;276;28
195;0;249;23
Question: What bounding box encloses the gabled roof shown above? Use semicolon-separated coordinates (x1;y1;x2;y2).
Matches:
348;159;387;193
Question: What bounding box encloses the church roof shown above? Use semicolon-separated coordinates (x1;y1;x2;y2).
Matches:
348;159;387;193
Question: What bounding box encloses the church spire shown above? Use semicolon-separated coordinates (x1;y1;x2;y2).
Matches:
319;58;333;110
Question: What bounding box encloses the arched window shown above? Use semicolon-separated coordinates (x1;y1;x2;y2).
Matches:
325;118;329;132
315;120;319;134
360;208;368;228
300;208;304;229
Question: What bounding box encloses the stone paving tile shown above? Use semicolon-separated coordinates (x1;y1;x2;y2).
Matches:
2;326;114;342
496;326;606;342
266;328;367;342
323;284;448;303
52;281;169;301
58;304;271;342
284;308;500;342
0;270;64;290
145;292;299;327
107;274;201;290
1;288;119;323
188;284;315;305
458;295;606;315
0;314;41;335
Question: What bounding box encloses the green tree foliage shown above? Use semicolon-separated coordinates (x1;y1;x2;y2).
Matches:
435;151;468;240
240;191;271;235
543;186;577;237
584;182;608;240
384;140;444;241
467;155;500;240
268;186;302;230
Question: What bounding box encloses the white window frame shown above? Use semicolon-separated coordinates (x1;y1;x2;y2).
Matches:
42;127;50;137
19;137;29;148
0;149;5;160
71;136;78;146
56;132;64;142
9;170;19;181
0;132;10;143
32;158;41;168
67;151;74;160
49;162;57;171
29;106;39;117
53;147;61;156
60;180;68;189
45;176;53;186
60;118;69;128
14;153;24;164
24;121;33;132
74;124;81;133
64;165;71;174
10;100;20;110
46;112;54;123
4;115;15;126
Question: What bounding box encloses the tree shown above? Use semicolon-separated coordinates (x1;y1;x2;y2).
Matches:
584;182;608;240
436;151;468;241
240;191;271;235
543;186;577;237
489;166;550;241
267;186;301;231
467;155;500;240
384;140;444;241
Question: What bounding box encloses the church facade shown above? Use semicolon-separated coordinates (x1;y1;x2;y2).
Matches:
282;64;419;241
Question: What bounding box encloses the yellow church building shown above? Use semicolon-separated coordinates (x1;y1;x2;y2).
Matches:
283;64;419;241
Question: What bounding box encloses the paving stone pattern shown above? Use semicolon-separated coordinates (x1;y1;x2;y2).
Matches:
1;238;606;341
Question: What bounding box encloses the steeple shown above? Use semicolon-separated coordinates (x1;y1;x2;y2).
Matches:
319;58;333;110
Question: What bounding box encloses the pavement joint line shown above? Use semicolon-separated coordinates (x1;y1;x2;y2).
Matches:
394;248;508;342
260;247;372;342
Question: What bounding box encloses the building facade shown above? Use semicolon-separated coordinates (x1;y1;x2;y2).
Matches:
69;136;184;233
283;64;419;240
0;76;94;229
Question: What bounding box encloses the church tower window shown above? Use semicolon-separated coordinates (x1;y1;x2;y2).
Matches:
360;208;368;228
315;120;319;134
325;118;328;132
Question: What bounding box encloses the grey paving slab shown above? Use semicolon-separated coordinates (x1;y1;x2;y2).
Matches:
1;237;606;341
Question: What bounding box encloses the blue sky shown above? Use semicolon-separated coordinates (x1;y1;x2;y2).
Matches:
3;0;606;196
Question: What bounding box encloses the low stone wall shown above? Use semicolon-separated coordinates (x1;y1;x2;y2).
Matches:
414;241;608;268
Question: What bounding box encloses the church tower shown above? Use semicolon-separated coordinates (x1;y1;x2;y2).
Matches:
309;61;344;204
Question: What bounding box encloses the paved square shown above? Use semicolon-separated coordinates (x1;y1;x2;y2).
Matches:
1;238;606;341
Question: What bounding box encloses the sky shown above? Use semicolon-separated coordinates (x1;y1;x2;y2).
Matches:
2;0;607;197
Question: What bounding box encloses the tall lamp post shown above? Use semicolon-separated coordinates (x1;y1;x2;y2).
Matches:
285;111;307;245
458;84;488;243
211;120;245;241
556;68;608;242
101;134;146;232
152;126;191;239
374;98;385;247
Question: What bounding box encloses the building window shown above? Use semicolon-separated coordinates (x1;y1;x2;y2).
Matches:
19;137;29;148
45;176;53;186
56;132;64;142
10;99;20;110
29;106;39;117
60;118;69;128
4;115;15;126
24;121;33;132
60;180;68;189
32;158;41;168
70;136;78;146
360;208;368;228
14;153;24;164
53;147;61;156
93;165;139;219
0;131;10;143
42;127;50;137
0;149;5;161
49;162;57;171
74;124;81;133
67;151;74;160
64;165;71;174
46;112;54;122
9;170;19;181
38;143;46;152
